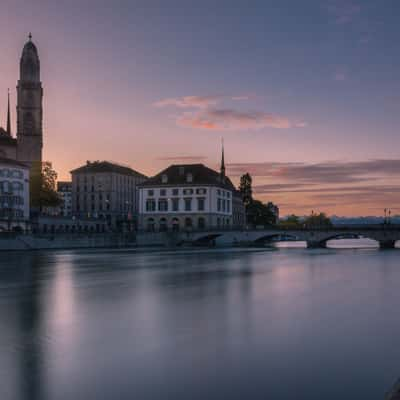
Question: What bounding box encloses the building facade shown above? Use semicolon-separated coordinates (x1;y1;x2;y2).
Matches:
57;181;72;217
138;160;245;232
0;158;30;231
0;34;43;165
71;161;147;230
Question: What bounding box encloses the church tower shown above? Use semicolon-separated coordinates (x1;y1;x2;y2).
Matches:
16;33;43;164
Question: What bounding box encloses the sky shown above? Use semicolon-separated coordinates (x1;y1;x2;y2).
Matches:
1;0;400;216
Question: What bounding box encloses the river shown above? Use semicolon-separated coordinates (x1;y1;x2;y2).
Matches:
1;241;399;399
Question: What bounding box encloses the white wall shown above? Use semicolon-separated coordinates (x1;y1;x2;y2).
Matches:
139;185;232;216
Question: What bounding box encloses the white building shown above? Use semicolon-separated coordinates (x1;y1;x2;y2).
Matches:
138;156;245;232
0;157;30;231
57;181;72;217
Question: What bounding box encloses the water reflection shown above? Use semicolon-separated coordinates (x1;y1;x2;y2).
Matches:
1;247;400;400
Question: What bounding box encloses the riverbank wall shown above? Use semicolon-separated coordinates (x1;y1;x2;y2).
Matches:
0;233;136;251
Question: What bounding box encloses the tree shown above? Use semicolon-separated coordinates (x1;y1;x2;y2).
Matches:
30;161;61;210
238;173;253;207
303;212;332;228
246;200;276;226
280;214;302;227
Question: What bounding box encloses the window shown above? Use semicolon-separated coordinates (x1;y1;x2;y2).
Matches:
197;197;205;211
158;199;168;212
12;182;23;191
185;217;193;229
227;192;231;198
172;198;179;211
186;173;193;183
217;189;221;195
161;174;168;183
196;188;207;195
148;189;154;196
172;218;180;232
146;199;156;212
159;218;168;232
184;198;192;211
172;188;179;196
183;188;193;195
222;199;226;212
160;189;166;196
147;218;155;232
12;170;23;179
217;198;221;212
198;217;206;230
226;200;230;213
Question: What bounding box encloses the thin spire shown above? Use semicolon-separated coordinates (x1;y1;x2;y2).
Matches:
220;138;226;177
6;89;11;136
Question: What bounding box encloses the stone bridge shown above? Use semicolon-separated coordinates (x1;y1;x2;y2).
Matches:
136;225;400;249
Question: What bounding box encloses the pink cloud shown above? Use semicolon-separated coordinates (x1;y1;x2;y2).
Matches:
155;94;306;131
177;109;304;131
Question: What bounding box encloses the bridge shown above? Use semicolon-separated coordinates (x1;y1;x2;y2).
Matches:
136;225;400;249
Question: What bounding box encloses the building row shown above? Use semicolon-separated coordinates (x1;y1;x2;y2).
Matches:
61;147;246;232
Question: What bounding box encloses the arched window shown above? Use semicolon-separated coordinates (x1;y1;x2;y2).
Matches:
172;218;180;232
185;217;193;229
147;218;155;232
159;218;168;232
198;217;206;230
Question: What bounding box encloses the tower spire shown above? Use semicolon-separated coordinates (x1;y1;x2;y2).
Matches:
220;138;226;177
6;89;11;136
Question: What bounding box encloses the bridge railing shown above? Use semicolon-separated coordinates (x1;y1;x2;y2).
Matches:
137;223;400;235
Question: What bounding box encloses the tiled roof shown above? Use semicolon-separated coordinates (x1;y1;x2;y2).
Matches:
140;164;236;190
70;161;147;179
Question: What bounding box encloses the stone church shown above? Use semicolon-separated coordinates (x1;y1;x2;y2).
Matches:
0;34;43;165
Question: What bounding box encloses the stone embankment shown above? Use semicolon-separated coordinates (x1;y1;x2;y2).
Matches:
0;233;136;251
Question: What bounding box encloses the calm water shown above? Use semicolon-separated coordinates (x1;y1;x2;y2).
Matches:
1;241;400;400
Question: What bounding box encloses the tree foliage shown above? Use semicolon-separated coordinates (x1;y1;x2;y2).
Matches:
238;173;279;226
279;214;302;227
30;161;61;209
246;199;277;226
239;173;253;207
303;212;332;228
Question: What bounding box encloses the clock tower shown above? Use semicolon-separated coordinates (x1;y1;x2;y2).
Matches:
16;33;43;165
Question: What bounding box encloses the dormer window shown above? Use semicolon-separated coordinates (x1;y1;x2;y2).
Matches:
186;173;193;183
161;174;168;183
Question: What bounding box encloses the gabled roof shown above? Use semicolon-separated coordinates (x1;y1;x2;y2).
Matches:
70;161;147;179
140;163;236;190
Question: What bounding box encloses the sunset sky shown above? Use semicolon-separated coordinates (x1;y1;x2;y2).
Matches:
1;0;400;216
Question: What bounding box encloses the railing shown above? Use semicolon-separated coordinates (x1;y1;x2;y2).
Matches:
137;224;400;234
